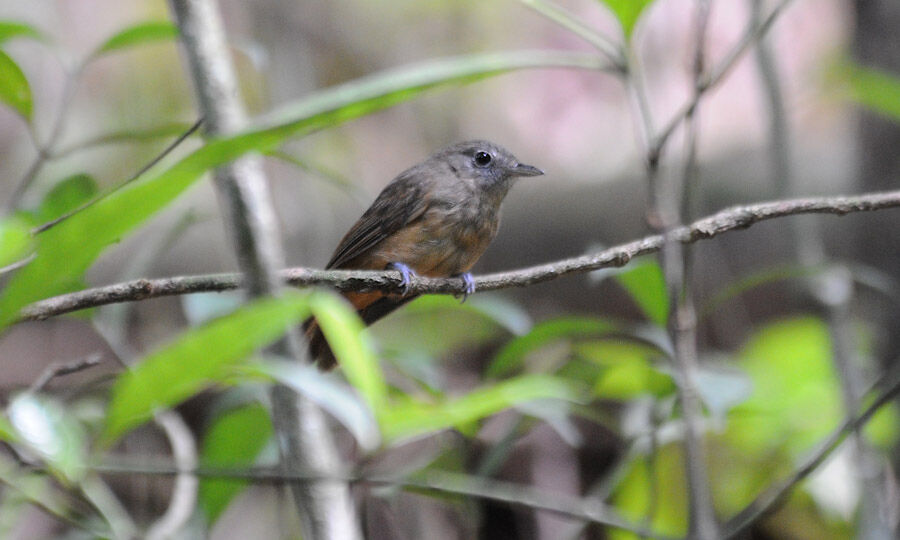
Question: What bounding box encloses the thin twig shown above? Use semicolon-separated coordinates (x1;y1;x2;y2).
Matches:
5;63;82;211
15;189;900;323
649;0;795;159
91;462;671;539
31;118;204;235
518;0;626;71
29;353;103;392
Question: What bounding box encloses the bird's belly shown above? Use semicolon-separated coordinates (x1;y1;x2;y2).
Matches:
370;211;496;277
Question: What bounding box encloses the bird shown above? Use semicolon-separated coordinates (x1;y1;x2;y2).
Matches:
305;140;543;369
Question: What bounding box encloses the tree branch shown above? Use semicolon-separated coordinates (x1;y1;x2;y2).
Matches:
168;0;360;537
16;189;900;323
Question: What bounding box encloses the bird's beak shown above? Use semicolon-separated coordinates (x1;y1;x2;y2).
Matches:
512;163;544;177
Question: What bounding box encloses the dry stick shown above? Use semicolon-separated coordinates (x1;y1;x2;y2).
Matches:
16;189;900;322
166;1;361;539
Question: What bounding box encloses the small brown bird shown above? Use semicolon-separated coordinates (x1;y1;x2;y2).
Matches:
305;140;543;369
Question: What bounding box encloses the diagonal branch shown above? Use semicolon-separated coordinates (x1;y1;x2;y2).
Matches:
15;189;900;323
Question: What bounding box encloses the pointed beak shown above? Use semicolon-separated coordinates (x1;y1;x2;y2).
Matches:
512;163;544;177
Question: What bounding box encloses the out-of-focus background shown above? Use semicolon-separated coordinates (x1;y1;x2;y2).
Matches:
1;0;899;538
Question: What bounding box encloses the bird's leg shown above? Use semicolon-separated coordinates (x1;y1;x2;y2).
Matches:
455;272;476;303
387;262;417;295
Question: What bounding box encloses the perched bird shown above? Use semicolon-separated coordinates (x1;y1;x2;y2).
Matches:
305;140;543;369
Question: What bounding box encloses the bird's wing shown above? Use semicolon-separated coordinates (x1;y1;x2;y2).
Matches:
326;171;432;269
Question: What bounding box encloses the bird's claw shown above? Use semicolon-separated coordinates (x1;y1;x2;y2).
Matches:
457;272;476;303
388;262;417;295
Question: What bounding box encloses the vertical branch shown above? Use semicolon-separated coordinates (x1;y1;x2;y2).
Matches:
629;0;719;537
752;0;896;536
166;1;361;538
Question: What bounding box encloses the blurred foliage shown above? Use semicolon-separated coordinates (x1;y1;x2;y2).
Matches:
0;2;898;538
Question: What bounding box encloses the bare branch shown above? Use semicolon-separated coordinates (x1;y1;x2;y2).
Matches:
168;0;361;537
29;353;103;392
16;189;900;323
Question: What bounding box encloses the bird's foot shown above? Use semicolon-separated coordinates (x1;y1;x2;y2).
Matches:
456;272;476;303
388;262;417;295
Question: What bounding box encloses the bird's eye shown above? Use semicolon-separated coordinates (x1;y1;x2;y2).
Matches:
474;151;492;167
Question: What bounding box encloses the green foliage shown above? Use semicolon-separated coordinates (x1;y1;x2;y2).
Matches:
0;50;602;330
841;61;900;122
576;340;674;399
0;21;44;44
379;375;583;442
33;174;98;225
0;217;32;269
488;316;618;378
614;260;669;326
7;393;87;483
598;0;655;39
103;292;314;444
611;444;688;539
0;49;32;120
93;21;179;57
199;403;273;523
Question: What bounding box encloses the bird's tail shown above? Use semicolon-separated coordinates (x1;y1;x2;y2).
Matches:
304;294;419;370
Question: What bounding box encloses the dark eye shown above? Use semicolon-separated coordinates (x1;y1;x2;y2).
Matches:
474;151;492;167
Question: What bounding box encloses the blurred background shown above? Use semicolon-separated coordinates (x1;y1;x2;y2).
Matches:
1;0;899;538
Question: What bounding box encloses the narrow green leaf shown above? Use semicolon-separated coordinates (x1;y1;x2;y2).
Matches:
310;293;387;411
841;62;900;122
0;217;32;270
0;49;32;120
487;316;618;378
94;21;178;56
380;375;581;441
599;0;655;39
0;50;603;330
199;404;273;523
0;21;44;44
614;260;669;326
103;292;312;444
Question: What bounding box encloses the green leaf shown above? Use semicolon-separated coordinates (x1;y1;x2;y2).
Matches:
0;50;603;330
841;62;900;122
35;174;99;224
310;292;387;411
0;21;44;44
0;217;32;270
8;393;87;483
614;260;669;326
94;21;178;56
576;340;674;399
487;316;618;378
103;292;313;444
599;0;655;39
199;403;273;523
380;375;581;442
0;49;32;120
255;361;380;451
